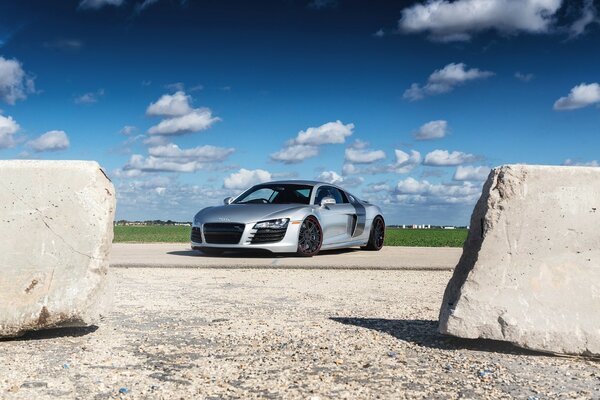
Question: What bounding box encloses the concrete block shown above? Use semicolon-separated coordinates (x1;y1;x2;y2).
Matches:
439;165;600;356
0;160;115;337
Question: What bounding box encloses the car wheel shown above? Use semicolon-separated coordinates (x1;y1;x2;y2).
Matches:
362;216;385;251
202;248;225;256
297;216;322;257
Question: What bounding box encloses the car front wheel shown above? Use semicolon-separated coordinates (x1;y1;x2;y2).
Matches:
297;216;322;257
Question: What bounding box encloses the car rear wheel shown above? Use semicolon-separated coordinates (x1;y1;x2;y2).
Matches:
362;216;385;251
297;216;322;257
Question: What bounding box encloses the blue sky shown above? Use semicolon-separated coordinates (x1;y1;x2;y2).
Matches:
0;0;599;224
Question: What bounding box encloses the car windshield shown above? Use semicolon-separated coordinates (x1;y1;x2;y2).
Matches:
234;184;313;205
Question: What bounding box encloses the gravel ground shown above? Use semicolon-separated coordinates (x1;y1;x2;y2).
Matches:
1;268;598;399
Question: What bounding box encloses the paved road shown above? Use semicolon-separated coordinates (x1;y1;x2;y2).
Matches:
110;243;462;270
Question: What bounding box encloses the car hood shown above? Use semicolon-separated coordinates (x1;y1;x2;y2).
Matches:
196;203;310;224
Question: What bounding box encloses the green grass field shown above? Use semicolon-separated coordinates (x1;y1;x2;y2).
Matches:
114;225;468;247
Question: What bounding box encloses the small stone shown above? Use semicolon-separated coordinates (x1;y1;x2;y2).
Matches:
119;387;129;394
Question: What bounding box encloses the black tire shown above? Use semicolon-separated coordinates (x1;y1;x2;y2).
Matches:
201;248;225;256
362;216;385;251
296;216;323;257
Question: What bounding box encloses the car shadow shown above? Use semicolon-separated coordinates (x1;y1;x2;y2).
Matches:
330;317;555;357
167;247;362;258
0;325;98;342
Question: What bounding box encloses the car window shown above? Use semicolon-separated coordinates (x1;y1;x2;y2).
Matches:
234;184;313;205
314;186;347;205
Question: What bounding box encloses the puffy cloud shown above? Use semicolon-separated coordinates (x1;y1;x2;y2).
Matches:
74;89;104;104
553;83;600;110
79;0;125;9
344;147;386;164
453;165;490;181
146;91;192;117
398;0;562;42
293;120;354;146
146;91;220;135
394;177;481;205
563;159;600;167
342;148;421;175
148;143;234;162
271;120;354;164
123;143;234;173
414;120;448;140
223;168;272;190
270;144;319;164
147;108;220;136
27;130;70;152
0;56;35;105
317;170;344;185
403;63;494;101
424;149;477;166
0;113;19;149
391;149;421;173
317;170;364;188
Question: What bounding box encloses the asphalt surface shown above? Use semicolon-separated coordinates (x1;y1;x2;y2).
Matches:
110;244;463;270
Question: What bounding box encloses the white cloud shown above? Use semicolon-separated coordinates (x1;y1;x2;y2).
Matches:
317;170;363;188
394;177;481;205
342;148;421;175
414;120;448;140
293;120;354;146
317;170;344;185
79;0;125;9
0;113;19;149
270;144;319;164
146;91;220;135
0;56;35;105
271;120;354;164
398;0;562;42
424;149;477;166
373;29;385;37
570;0;598;38
143;135;169;146
123;143;234;173
391;149;421;173
515;72;535;82
120;125;137;135
148;108;220;136
74;89;104;105
223;168;272;190
404;63;494;101
553;83;600;111
563;159;600;167
27;130;70;152
453;165;490;181
148;143;234;162
146;91;193;117
344;147;386;164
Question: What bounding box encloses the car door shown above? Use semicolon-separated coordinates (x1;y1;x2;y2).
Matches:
314;186;354;244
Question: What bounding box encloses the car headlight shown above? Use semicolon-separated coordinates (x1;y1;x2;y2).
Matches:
253;218;289;229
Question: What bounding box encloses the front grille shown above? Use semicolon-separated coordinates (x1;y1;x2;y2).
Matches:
251;227;287;244
191;227;202;243
203;223;245;244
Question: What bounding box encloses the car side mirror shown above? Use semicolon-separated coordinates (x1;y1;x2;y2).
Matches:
320;197;336;207
223;197;233;205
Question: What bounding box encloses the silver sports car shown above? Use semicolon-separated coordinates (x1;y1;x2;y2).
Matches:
191;180;385;256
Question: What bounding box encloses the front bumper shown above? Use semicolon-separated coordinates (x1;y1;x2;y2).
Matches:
191;221;301;253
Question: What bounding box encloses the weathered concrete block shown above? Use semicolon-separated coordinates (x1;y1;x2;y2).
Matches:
439;165;600;356
0;160;115;337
